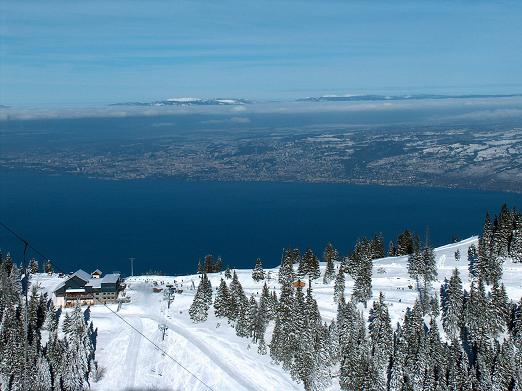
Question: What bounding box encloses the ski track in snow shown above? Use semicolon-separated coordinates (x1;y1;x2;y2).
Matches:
123;316;142;390
156;314;258;391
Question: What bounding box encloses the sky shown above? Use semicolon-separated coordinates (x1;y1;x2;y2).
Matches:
1;0;522;107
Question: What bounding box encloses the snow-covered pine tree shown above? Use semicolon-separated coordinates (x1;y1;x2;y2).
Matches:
489;281;510;337
441;268;464;339
371;233;385;259
478;212;494;283
247;295;258;340
62;301;95;391
279;249;295;286
29;258;39;274
257;332;267;355
468;244;479;279
229;270;248;320
270;279;294;368
308;250;320;280
333;266;345;304
465;279;490;343
397;229;414;256
352;249;373;305
388;240;396;257
454;249;461;262
224;266;232;279
214;279;232;319
368;292;393;384
305;282;321;326
254;290;268;342
202;273;213;305
322;243;337;284
252;258;265;281
510;229;522;262
493;204;512;257
189;276;210;322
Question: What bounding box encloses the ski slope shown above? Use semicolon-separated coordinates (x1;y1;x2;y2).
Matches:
32;236;522;391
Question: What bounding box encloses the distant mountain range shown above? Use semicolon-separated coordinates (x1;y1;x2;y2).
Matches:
297;93;522;102
110;97;251;106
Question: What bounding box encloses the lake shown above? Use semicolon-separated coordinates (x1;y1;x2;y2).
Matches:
1;169;521;276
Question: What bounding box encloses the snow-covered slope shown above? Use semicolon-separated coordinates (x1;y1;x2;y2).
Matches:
32;236;522;391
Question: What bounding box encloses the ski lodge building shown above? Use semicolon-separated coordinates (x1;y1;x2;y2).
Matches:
53;269;123;307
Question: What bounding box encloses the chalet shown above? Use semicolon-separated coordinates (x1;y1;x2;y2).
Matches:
54;269;123;307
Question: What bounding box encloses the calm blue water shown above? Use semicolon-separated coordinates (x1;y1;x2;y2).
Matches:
1;169;521;276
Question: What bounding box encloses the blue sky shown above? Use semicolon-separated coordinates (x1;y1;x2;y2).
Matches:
1;0;521;106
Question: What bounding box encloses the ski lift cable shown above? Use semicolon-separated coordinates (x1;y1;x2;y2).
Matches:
0;220;216;391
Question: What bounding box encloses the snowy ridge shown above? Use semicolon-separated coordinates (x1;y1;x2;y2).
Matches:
32;236;522;390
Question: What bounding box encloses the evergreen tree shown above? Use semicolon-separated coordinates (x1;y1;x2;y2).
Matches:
368;292;393;385
441;268;464;339
510;229;522;262
252;258;265;281
454;249;461;262
224;266;232;280
397;229;415;255
388;240;396;257
371;233;385;259
229;270;248;320
189;276;210;322
270;280;295;368
214;279;232;318
279;249;295;286
323;243;337;284
333;266;345;304
468;244;479;279
489;281;509;337
29;258;39;274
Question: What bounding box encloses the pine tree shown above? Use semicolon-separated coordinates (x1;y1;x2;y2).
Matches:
510;229;522;262
468;244;479;279
397;229;415;256
257;332;267;355
224;266;232;280
454;249;461;262
333;266;345;304
465;279;490;343
441;268;464;339
478;212;494;283
279;249;295;286
270;279;294;368
29;258;39;274
323;243;337;284
229;270;248;320
371;233;385;259
214;279;232;318
489;281;509;337
189;276;210;322
197;258;203;274
252;258;265;282
352;250;373;305
368;292;393;386
388;240;396;257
